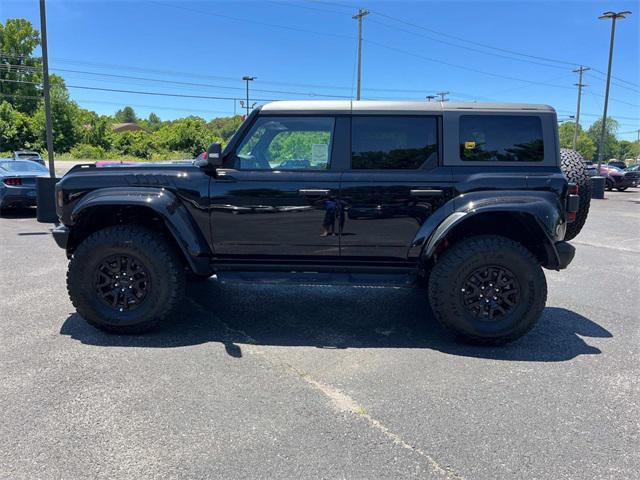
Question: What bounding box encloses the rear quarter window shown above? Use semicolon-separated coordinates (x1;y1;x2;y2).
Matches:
459;115;544;162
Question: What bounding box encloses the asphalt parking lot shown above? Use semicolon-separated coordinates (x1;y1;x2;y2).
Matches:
1;191;639;479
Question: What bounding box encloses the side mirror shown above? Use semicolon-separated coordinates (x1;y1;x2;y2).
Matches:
204;142;223;167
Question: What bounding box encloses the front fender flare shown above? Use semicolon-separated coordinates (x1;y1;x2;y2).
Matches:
71;187;212;275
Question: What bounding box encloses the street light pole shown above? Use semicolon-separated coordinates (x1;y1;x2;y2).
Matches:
426;95;436;102
352;8;369;101
572;66;589;150
596;11;631;174
242;76;256;116
39;0;55;178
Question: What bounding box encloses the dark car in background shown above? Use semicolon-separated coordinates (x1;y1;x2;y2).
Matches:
12;150;46;166
600;165;638;191
607;160;628;170
0;160;49;211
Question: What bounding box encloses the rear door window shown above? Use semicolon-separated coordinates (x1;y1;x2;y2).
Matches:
351;116;438;170
459;115;544;162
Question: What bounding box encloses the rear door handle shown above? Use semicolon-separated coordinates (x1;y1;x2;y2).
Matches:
410;189;443;197
299;189;330;196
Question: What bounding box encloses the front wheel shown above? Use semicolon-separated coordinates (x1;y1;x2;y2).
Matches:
67;225;186;334
428;235;547;345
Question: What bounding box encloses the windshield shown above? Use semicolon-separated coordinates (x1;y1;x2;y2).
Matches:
16;152;41;159
0;161;48;173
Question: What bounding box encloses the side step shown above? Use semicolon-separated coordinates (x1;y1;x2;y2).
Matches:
216;271;417;288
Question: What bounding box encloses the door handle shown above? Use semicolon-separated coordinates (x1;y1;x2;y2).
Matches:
299;189;330;196
410;189;443;197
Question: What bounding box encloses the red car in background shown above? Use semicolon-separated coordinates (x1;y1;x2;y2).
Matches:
600;165;638;191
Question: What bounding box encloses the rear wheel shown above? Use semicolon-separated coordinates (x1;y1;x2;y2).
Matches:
606;180;613;191
617;187;628;192
67;225;185;334
428;235;547;345
560;148;591;241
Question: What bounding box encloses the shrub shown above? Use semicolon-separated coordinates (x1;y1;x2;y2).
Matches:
69;143;107;159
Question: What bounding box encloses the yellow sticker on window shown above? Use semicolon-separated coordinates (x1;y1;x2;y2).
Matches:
464;141;476;149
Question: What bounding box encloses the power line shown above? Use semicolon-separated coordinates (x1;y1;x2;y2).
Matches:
367;17;571;71
150;0;355;40
367;9;580;67
0;60;477;97
363;39;576;89
64;84;280;102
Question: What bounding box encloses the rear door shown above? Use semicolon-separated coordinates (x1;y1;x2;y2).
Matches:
210;115;343;260
339;115;452;261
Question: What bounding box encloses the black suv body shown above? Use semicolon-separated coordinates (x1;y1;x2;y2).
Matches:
48;101;579;344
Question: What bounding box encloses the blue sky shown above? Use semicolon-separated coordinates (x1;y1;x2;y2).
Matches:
2;0;639;140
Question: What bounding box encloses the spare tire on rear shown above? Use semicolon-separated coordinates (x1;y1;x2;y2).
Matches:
560;148;591;241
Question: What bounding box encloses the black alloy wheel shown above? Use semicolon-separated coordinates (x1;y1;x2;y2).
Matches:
94;254;151;312
460;265;520;322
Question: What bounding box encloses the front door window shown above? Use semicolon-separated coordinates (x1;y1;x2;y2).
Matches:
235;116;334;170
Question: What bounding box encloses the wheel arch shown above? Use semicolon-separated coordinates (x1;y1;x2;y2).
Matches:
68;188;212;275
422;209;561;270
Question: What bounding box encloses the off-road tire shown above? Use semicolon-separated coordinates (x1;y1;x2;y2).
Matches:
428;235;547;346
67;225;186;334
560;148;591;241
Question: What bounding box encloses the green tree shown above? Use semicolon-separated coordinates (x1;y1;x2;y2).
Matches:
77;110;112;150
0;19;42;115
558;122;596;160
587;117;619;160
147;112;161;130
0;100;36;150
157;117;214;156
617;140;639;161
30;75;81;152
115;106;137;123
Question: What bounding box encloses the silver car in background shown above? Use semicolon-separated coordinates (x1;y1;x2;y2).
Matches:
0;160;49;211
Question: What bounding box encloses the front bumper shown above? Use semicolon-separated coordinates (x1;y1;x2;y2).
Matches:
0;187;38;207
612;176;637;188
52;224;70;249
555;241;575;270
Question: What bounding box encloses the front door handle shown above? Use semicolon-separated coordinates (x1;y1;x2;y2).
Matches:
299;189;330;197
410;189;443;197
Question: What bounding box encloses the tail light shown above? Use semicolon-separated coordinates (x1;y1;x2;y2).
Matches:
567;211;577;222
569;183;579;195
3;177;22;186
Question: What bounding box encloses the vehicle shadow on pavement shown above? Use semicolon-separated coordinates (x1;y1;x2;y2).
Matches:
60;281;611;362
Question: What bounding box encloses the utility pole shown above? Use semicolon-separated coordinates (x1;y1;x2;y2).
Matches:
572;66;589;150
426;95;436;102
596;10;631;173
39;0;55;178
436;91;449;102
352;8;369;100
242;76;256;116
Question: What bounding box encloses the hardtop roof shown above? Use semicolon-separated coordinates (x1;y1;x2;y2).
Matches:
260;100;555;114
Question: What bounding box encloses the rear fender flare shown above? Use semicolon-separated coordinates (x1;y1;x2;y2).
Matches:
411;191;565;268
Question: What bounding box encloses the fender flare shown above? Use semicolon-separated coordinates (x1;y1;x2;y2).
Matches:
70;187;212;275
410;191;565;269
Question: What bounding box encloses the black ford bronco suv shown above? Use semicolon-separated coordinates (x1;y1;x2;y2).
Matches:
48;101;585;345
